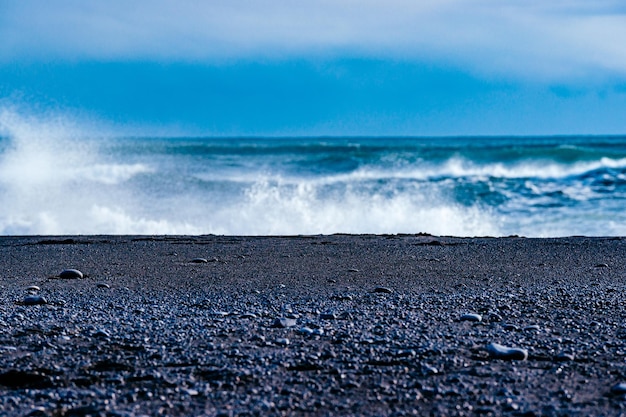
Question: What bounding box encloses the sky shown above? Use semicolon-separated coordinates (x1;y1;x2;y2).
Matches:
1;0;626;136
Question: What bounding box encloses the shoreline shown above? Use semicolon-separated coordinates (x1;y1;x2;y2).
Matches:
1;235;625;416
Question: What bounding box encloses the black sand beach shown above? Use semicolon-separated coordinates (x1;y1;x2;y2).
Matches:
1;235;626;416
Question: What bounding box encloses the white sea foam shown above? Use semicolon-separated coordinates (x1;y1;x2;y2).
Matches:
1;109;625;237
201;179;500;236
0;110;158;234
351;156;626;182
0;110;502;235
193;154;626;189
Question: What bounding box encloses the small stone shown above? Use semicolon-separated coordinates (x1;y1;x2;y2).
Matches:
486;342;528;360
26;407;48;417
25;285;41;292
272;318;297;328
93;329;110;339
348;268;359;272
503;324;519;331
23;295;47;306
320;312;337;320
0;346;17;351
299;327;315;335
59;269;83;279
460;313;482;322
422;364;438;375
373;287;393;294
190;258;208;263
240;313;257;319
555;352;575;362
524;324;541;332
276;338;290;346
595;263;609;268
96;283;111;289
504;402;520;412
611;382;626;395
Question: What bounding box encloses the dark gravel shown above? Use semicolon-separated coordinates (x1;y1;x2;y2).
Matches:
1;234;626;416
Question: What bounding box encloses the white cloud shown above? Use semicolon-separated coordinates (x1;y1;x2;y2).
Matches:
1;0;626;79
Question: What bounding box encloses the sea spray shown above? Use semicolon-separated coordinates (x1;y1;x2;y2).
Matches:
0;110;167;234
2;111;626;236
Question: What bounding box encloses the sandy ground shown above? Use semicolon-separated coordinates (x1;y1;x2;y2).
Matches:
1;234;626;416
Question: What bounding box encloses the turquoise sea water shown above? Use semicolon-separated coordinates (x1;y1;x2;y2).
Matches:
1;132;626;236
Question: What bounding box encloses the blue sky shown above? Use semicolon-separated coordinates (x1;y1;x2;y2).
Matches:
1;0;626;136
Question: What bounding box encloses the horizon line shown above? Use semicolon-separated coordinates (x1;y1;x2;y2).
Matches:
104;133;626;140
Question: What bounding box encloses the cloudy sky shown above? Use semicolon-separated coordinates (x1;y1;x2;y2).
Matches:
1;0;626;136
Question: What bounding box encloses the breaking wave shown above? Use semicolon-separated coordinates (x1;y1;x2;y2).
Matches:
1;109;626;236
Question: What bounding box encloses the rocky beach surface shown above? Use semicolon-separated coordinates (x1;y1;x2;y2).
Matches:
1;235;626;416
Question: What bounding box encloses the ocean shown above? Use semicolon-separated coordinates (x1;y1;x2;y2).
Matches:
1;124;625;236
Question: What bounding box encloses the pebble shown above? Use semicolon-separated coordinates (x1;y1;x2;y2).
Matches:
503;324;519;331
92;329;111;339
97;283;111;289
59;269;83;279
272;318;297;328
460;313;482;322
276;338;290;346
190;258;208;263
555;352;575;362
611;382;626;395
26;407;48;417
240;313;257;319
25;285;41;292
320;312;337;320
524;324;541;332
486;342;528;361
299;326;325;336
0;346;17;351
422;364;439;375
299;327;315;335
373;287;393;294
184;388;199;396
23;295;47;306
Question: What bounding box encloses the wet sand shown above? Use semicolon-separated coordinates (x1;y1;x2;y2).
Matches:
1;235;626;416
